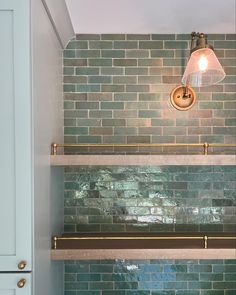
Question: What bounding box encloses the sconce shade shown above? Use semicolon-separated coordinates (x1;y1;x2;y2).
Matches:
181;47;226;87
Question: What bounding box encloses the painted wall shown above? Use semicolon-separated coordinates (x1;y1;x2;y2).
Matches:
65;0;236;33
32;0;64;294
42;0;74;47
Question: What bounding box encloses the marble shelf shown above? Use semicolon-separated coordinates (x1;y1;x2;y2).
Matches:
51;154;236;166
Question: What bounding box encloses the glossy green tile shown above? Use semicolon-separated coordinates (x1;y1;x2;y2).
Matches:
90;282;113;290
101;102;124;109
88;76;112;84
189;282;212;289
102;291;126;295
77;292;100;295
64;58;87;66
115;282;138;289
101;34;125;40
67;41;88;49
214;41;236;48
163;282;187;289
213;281;236;289
126;50;149;58
76;50;100;58
188;265;212;273
101;67;124;75
125;67;148;75
89;41;113;49
64;67;75;75
101;85;125;92
90;264;113;273
77;84;100;92
64;84;76;92
128;34;150;40
113;59;137;66
77;274;101;281
89;59;112;66
114;41;138;49
151;50;174;57
65;264;89;273
175;292;199;295
64;50;76;58
139;41;163;49
77;34;100;40
138;59;162;66
165;41;188;49
127;291;151;295
101;224;125;232
102;50;125;58
113;76;137;84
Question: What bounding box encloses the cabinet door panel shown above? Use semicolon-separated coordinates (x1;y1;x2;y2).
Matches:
0;274;31;295
0;0;31;271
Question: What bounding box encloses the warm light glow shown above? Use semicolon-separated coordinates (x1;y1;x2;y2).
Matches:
181;48;226;87
198;55;208;71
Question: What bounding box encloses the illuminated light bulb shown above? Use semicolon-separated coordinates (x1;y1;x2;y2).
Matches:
198;55;208;71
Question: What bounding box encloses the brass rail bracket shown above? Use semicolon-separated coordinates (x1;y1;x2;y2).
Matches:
51;142;236;156
51;235;236;250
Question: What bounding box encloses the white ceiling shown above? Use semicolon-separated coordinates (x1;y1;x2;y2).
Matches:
65;0;236;34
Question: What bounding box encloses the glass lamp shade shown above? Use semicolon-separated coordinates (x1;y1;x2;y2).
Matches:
181;47;226;87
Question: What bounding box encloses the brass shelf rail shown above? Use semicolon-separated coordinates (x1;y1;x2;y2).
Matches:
51;143;236;156
52;235;236;250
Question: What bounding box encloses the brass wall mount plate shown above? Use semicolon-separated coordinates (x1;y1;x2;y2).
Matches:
170;85;196;111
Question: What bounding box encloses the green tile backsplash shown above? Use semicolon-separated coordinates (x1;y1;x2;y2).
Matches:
65;259;236;295
64;165;235;233
63;34;236;294
64;34;236;153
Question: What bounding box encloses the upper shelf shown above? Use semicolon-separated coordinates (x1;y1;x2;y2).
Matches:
50;143;236;166
50;154;236;166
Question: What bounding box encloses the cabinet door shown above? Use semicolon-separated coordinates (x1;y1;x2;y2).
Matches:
0;0;32;271
0;274;31;295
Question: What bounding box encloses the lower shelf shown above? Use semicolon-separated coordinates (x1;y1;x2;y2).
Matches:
51;233;236;260
51;248;236;260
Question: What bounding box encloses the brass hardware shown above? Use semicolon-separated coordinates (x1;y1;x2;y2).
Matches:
52;234;236;250
203;235;208;249
207;237;236;240
53;236;58;250
17;260;27;270
170;85;196;111
190;32;214;54
54;236;203;241
17;279;26;288
203;142;209;155
52;143;58;155
51;143;236;156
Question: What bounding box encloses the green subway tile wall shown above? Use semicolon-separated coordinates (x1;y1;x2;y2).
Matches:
64;34;236;154
64;166;236;233
63;34;236;294
65;259;236;295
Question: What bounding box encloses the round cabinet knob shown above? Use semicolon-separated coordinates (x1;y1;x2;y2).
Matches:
18;260;27;270
17;279;26;288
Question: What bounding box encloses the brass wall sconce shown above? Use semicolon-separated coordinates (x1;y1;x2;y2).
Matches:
171;32;226;110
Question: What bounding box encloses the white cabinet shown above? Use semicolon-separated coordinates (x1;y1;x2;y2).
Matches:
0;0;73;293
0;274;31;295
0;0;31;272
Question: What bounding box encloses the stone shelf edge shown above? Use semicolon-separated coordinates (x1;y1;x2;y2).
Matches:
50;155;236;166
51;249;236;260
